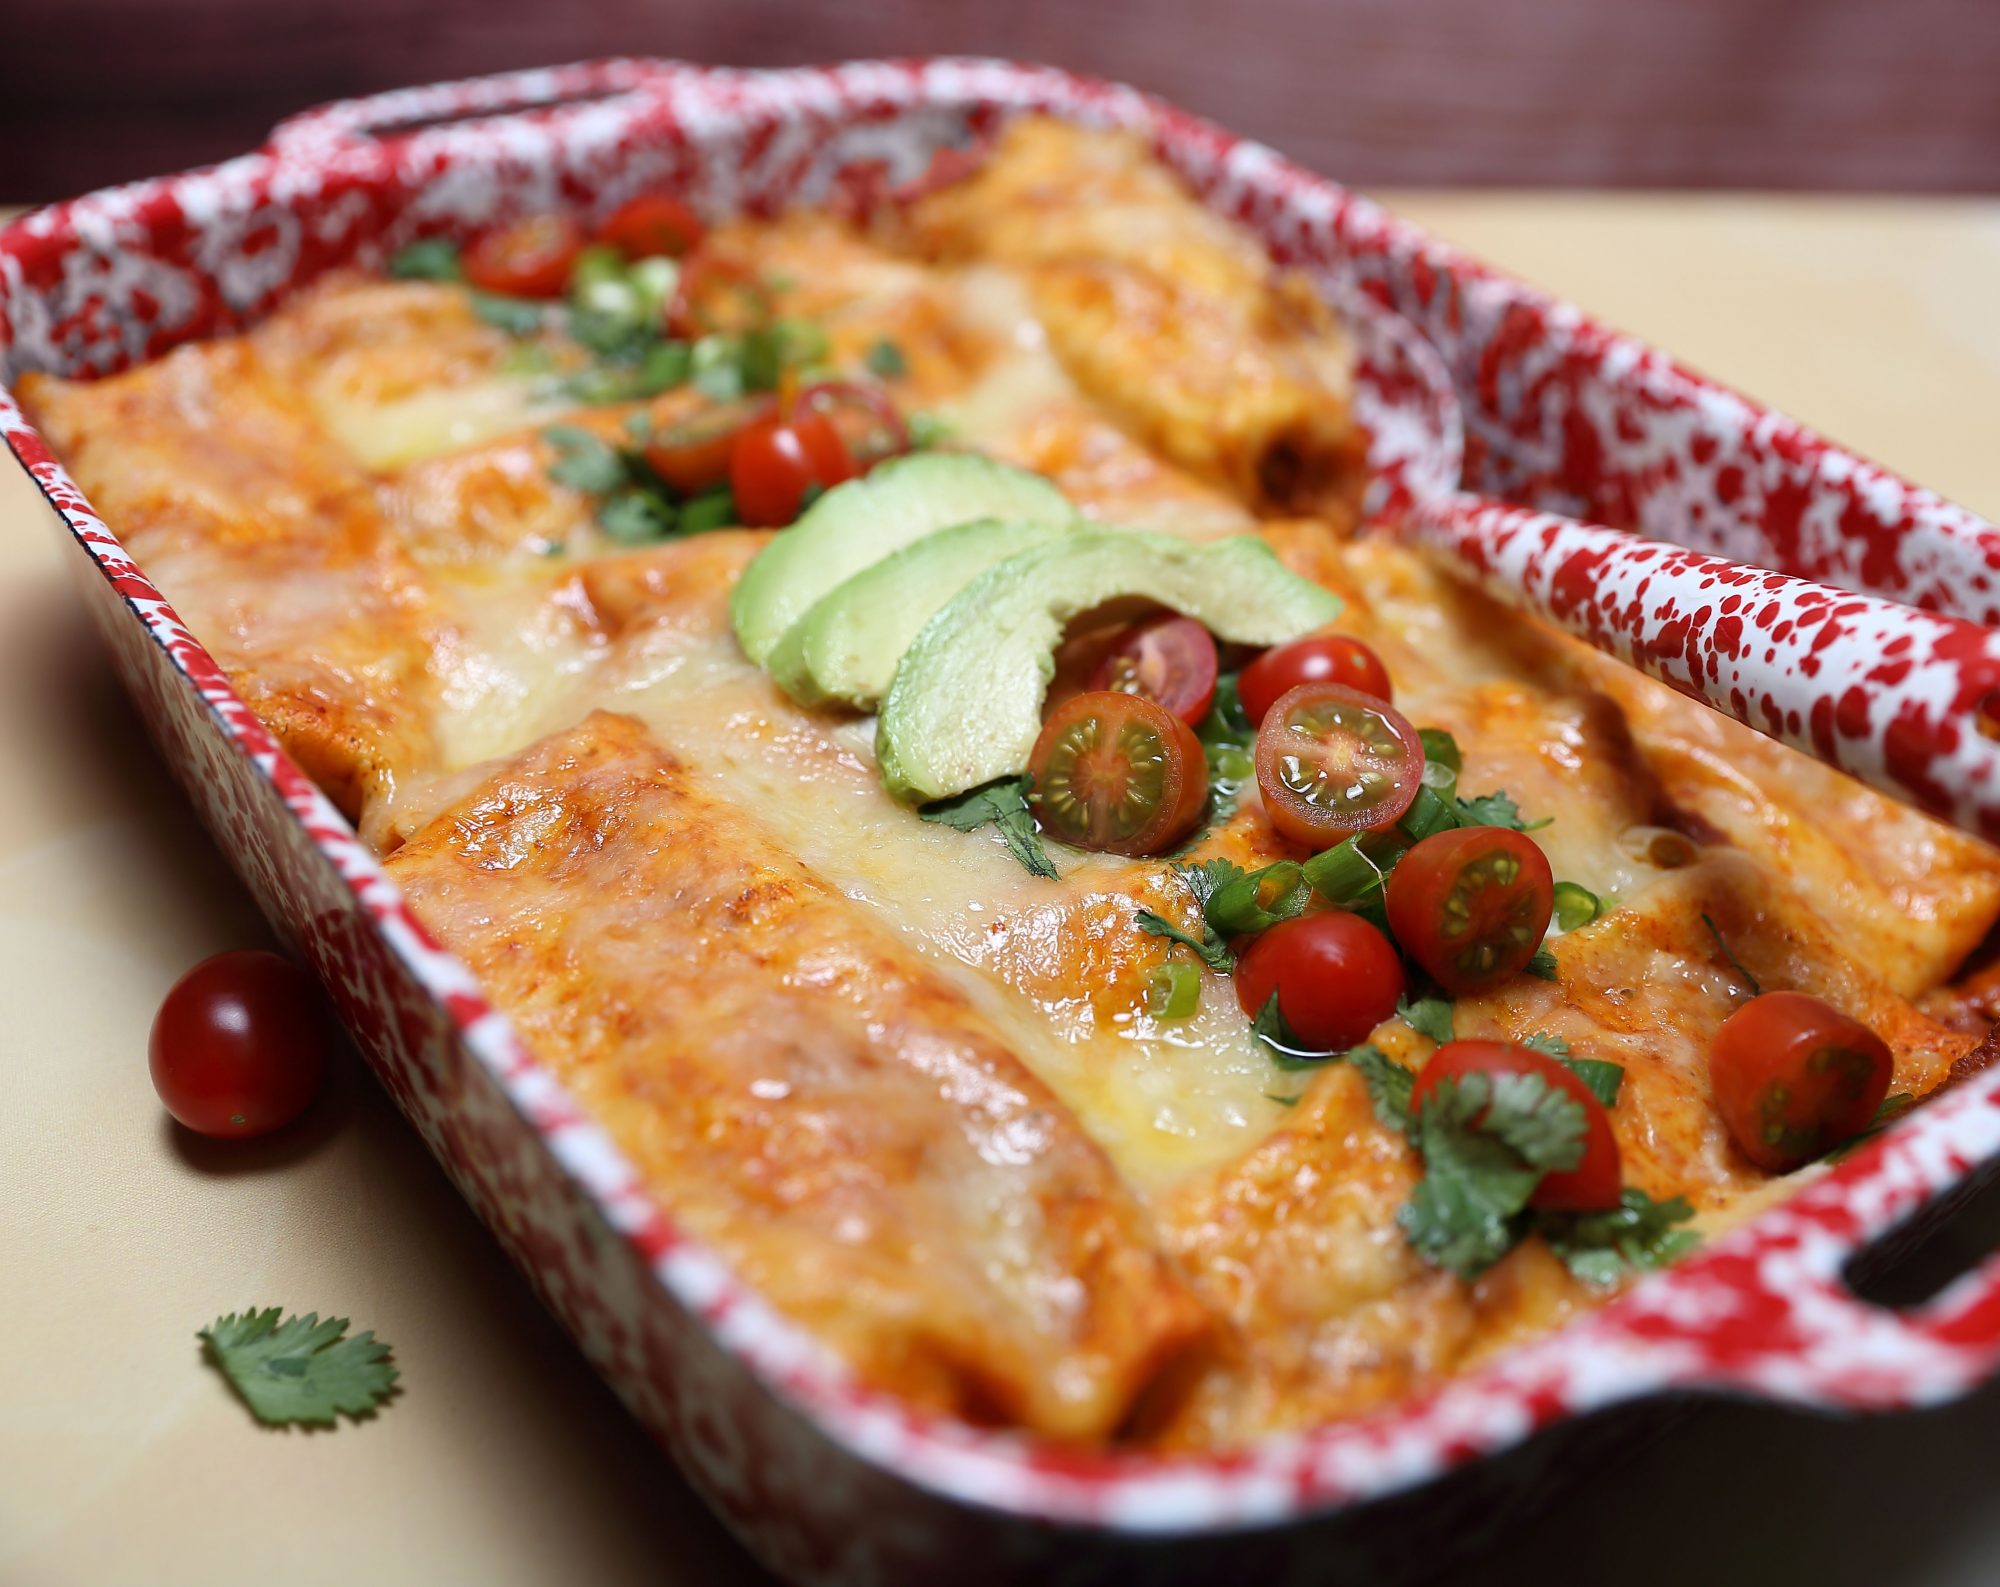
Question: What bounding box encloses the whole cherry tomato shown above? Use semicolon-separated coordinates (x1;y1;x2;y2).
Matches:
1234;911;1405;1051
1709;991;1894;1172
1411;1040;1623;1210
462;214;585;299
728;409;858;527
1240;633;1393;723
1028;691;1208;856
149;950;329;1138
1088;615;1219;726
1253;681;1425;847
596;194;705;259
1385;826;1555;995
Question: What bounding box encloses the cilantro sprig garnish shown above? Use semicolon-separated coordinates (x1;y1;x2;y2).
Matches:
919;775;1059;879
199;1308;398;1427
1135;859;1240;973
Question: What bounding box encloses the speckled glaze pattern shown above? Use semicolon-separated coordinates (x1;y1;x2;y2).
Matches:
8;58;2000;1586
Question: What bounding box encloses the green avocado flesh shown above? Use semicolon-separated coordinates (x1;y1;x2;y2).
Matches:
876;530;1343;803
768;517;1080;709
728;452;1075;667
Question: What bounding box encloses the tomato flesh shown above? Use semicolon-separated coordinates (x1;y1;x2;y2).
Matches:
597;194;704;259
729;410;857;527
462;214;585;299
1240;633;1393;723
1709;990;1893;1172
148;950;329;1139
644;398;775;495
1029;691;1207;856
1234;912;1405;1051
1411;1041;1622;1210
1087;615;1219;725
1385;826;1554;996
1253;681;1423;847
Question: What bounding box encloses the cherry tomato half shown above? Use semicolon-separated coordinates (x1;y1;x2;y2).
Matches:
794;380;910;471
1239;633;1393;724
1385;826;1555;996
1028;690;1208;856
1234;912;1405;1051
1253;681;1424;848
667;253;774;338
596;193;705;259
729;409;858;527
462;214;585;299
1088;615;1219;726
149;950;329;1139
1709;991;1894;1172
643;397;776;495
1411;1041;1622;1210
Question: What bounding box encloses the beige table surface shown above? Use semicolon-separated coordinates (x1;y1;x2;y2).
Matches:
5;194;2000;1587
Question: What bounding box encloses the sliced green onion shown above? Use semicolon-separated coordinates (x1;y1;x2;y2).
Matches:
628;255;680;319
1207;745;1255;783
1207;861;1309;936
1418;726;1463;775
388;239;463;281
570;243;628;294
1146;961;1202;1021
1399;783;1462;843
1552;881;1602;933
1303;831;1405;906
677;487;737;535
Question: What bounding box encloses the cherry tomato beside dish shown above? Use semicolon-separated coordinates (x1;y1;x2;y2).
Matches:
1253;681;1424;847
596;194;705;260
1028;690;1208;856
1385;826;1555;996
1234;912;1405;1051
1411;1041;1622;1210
462;214;586;299
149;950;329;1139
1709;990;1894;1172
729;408;858;527
643;397;776;495
1239;633;1393;724
1088;615;1219;726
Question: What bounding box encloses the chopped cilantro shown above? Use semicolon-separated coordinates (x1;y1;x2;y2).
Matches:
1397;995;1455;1046
1251;992;1339;1068
1560;1056;1624;1108
1539;1188;1699;1286
199;1308;398;1427
1137;910;1233;974
865;337;910;378
387;238;463;281
597;487;678;543
1206;860;1309;936
676;487;737;536
1519;1031;1572;1057
1347;1042;1416;1135
543;426;627;495
1524;947;1559;981
469;291;546;336
919;775;1059;880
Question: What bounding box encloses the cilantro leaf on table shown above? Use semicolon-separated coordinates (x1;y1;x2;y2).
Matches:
199;1308;398;1428
1538;1188;1700;1286
1397;995;1455;1046
1398;1071;1587;1279
919;775;1059;879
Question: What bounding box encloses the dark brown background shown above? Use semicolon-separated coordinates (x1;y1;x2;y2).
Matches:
5;0;2000;202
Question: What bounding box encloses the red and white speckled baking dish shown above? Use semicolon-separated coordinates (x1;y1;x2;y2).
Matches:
8;58;2000;1585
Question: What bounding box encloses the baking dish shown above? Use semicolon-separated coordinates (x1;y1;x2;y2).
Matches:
8;57;2000;1584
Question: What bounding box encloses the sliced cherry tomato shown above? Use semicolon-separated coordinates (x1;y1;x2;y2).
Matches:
1253;681;1424;847
1411;1041;1622;1210
1028;691;1207;856
149;950;329;1139
794;380;910;470
1385;826;1555;996
462;214;585;299
729;409;857;527
1240;633;1393;724
1709;991;1894;1172
667;253;774;338
1088;615;1219;726
643;397;776;495
596;193;704;259
1234;912;1405;1051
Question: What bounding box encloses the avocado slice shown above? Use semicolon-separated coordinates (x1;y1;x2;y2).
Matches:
730;452;1075;667
877;531;1342;803
768;517;1080;709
